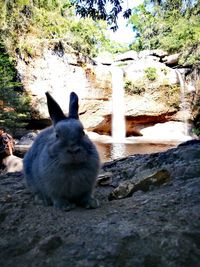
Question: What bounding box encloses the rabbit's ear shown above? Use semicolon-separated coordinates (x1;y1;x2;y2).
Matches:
45;92;66;124
69;92;79;119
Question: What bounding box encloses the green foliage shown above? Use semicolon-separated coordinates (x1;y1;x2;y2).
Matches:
161;68;168;76
124;80;145;95
192;80;200;136
179;41;200;66
73;0;131;31
193;126;200;136
129;0;200;65
66;18;110;56
144;67;157;81
161;84;180;109
160;16;199;53
33;0;60;10
0;42;30;133
0;0;114;58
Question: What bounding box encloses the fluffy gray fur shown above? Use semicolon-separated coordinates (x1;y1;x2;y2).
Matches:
23;92;100;210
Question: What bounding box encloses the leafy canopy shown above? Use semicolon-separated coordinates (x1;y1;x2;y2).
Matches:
73;0;132;31
0;0;120;57
128;0;200;64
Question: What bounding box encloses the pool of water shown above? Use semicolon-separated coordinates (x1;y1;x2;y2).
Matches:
95;142;177;162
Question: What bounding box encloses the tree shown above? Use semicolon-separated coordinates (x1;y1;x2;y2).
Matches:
128;0;200;60
73;0;132;30
0;41;30;133
0;0;116;57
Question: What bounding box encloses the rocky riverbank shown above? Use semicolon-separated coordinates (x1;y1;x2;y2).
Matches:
0;140;200;267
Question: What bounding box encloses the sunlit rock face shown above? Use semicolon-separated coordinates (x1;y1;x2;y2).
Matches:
16;45;194;138
124;59;178;87
17;49;94;118
16;46;112;128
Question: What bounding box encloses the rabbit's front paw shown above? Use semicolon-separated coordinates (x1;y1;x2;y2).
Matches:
53;199;76;211
34;193;52;206
81;196;100;209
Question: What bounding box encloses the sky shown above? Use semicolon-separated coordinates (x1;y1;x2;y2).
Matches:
109;0;143;44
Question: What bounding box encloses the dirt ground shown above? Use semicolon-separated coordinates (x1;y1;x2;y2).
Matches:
0;141;200;267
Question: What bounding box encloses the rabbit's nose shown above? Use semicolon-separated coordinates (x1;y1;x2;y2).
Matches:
67;146;80;154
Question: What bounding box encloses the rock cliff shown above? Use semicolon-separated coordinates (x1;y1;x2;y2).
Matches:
16;43;198;138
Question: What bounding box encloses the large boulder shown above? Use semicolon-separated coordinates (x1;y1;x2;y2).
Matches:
115;50;138;61
163;53;181;66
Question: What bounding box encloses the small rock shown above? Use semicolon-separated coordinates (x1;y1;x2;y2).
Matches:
17;132;38;145
109;169;171;200
2;155;23;173
163;53;180;65
108;181;135;200
3;194;12;203
97;172;113;186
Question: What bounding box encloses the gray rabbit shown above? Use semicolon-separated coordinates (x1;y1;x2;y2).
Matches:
23;92;100;210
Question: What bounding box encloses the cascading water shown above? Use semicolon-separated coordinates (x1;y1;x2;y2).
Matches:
110;66;126;159
176;70;190;136
111;66;126;141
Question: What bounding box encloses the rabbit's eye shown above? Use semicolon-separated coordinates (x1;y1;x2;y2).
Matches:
81;130;85;137
55;133;59;138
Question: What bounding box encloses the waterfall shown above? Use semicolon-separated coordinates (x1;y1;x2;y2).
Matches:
176;70;190;136
111;66;126;141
